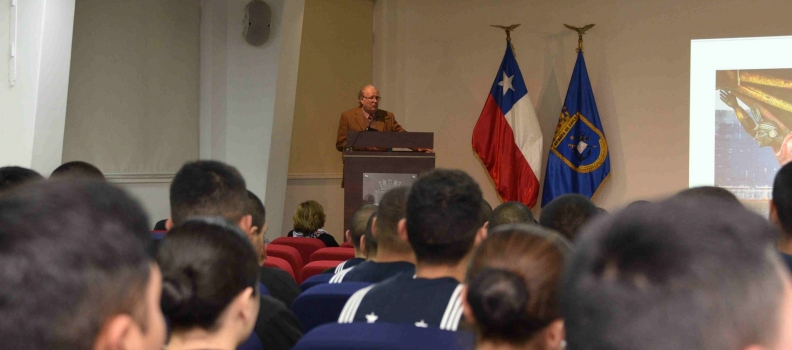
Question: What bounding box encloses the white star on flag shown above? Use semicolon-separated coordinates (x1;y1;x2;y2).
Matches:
365;313;378;323
498;72;514;96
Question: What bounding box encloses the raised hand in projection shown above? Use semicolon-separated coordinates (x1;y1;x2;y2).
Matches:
720;90;757;135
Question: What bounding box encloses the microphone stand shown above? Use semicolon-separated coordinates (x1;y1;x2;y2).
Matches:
344;119;375;152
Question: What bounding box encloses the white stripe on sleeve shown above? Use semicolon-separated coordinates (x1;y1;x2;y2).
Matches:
439;284;464;330
338;285;375;323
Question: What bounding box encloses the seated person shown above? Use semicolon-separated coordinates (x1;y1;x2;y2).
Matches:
464;223;570;350
166;160;303;349
335;204;378;272
771;162;792;272
674;185;741;205
247;190;300;307
159;218;267;350
362;211;379;259
338;169;488;331
562;197;792;350
489;201;536;229
153;219;168;231
287;200;339;247
0;166;43;195
50;160;105;180
539;193;599;241
331;187;415;283
0;180;165;350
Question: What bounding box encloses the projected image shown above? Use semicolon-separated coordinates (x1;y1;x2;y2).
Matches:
714;69;792;212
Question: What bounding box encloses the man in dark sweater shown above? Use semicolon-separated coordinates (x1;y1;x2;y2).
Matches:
331;187;415;283
338;170;488;331
167;161;303;348
246;190;301;307
334;204;378;273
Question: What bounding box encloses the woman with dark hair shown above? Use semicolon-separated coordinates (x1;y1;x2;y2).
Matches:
463;223;571;350
287;200;339;247
157;218;261;350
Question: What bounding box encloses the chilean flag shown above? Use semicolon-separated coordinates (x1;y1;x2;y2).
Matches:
472;42;542;207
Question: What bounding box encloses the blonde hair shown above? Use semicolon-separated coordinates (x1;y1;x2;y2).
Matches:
293;200;326;233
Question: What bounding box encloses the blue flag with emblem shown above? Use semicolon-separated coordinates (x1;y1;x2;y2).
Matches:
541;51;610;207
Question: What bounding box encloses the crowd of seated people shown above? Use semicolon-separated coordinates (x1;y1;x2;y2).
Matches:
3;158;792;350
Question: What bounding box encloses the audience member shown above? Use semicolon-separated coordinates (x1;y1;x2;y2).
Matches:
50;160;105;180
167;160;250;229
153;219;168;231
0;180;165;350
771;162;792;271
489;201;535;229
246;190;267;262
158;218;269;350
675;185;741;205
336;204;378;272
625;199;650;209
562;197;792;350
464;224;570;350
339;169;488;331
480;199;493;222
0;166;43;195
288;200;339;247
167;160;303;349
539;193;599;241
247;190;301;307
331;187;415;283
362;211;379;259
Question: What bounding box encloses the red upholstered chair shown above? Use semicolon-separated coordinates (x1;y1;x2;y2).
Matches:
340;242;353;248
310;247;355;263
266;244;304;276
300;260;343;284
271;237;326;266
263;256;296;281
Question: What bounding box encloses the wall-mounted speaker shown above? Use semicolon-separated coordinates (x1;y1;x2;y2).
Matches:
243;0;271;46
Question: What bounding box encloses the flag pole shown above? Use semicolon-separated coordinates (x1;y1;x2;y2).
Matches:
490;24;520;56
563;23;595;52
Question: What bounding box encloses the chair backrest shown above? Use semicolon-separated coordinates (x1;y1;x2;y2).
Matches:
310;247;355;263
340;241;354;248
272;237;326;265
291;282;372;332
300;260;342;284
300;273;334;292
151;230;166;241
266;244;304;275
293;323;475;350
262;256;296;281
258;282;270;296
237;333;264;350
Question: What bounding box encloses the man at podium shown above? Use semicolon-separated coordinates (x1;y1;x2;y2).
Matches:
335;84;406;152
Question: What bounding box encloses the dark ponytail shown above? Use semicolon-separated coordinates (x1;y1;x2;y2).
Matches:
466;224;569;344
157;217;260;330
468;268;551;341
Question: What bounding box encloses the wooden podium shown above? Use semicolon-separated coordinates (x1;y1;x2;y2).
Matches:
343;131;435;229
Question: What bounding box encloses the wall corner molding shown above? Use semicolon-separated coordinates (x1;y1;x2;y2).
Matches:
105;173;176;184
287;172;343;180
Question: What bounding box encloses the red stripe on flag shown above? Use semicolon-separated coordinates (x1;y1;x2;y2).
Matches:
473;95;540;207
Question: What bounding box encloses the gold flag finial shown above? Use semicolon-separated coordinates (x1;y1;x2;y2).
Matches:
564;23;595;52
490;24;520;55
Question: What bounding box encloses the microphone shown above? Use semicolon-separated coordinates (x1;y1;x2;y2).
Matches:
345;119;376;151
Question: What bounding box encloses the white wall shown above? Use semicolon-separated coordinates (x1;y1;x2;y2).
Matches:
372;0;792;213
0;0;75;172
200;0;304;240
63;0;200;174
